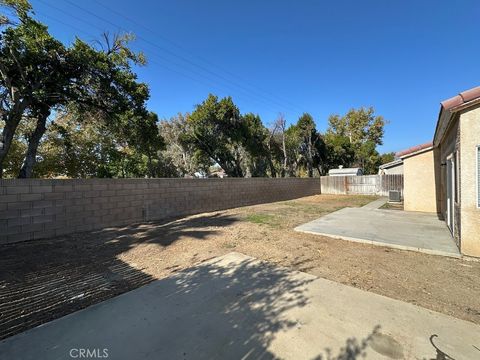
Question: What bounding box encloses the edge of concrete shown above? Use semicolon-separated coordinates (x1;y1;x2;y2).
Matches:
294;227;462;259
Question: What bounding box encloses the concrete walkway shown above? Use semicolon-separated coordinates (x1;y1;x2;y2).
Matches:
361;197;388;209
1;252;478;360
295;201;460;258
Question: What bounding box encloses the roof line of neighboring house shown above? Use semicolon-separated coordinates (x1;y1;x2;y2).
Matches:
434;86;480;146
379;158;403;169
396;141;434;159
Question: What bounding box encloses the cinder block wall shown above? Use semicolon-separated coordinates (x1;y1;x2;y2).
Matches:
0;178;320;244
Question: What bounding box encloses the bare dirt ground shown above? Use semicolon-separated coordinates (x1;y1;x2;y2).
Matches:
1;194;479;340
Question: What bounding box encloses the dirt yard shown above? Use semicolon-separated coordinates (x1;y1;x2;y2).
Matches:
1;194;479;340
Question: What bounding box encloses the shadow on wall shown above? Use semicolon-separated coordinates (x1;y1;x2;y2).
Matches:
433;147;444;221
0;212;240;339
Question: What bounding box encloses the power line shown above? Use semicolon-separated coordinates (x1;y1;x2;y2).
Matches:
36;0;289;113
35;8;283;113
62;0;300;113
89;0;303;112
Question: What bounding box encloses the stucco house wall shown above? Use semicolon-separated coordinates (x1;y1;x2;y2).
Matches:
402;86;480;257
403;149;437;212
459;105;480;257
436;118;461;245
379;164;404;175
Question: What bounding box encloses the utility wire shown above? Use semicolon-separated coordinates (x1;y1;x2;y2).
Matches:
37;0;288;113
90;0;303;112
35;9;283;113
62;0;299;113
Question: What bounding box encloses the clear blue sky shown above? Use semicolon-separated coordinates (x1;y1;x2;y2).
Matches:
31;0;480;153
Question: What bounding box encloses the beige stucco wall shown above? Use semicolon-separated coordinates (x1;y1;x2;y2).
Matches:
380;164;404;175
459;106;480;257
436;118;460;245
403;149;437;212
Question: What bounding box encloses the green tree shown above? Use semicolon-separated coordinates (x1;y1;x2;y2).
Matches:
268;114;288;177
326;107;386;174
241;113;270;177
32;110;165;179
295;113;326;177
33;112;118;178
185;94;263;177
159;113;209;177
323;133;355;172
111;110;165;178
0;0;152;178
284;124;301;176
0;1;48;176
380;152;395;165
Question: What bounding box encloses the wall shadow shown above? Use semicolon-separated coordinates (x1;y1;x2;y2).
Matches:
433;147;444;220
0;213;239;339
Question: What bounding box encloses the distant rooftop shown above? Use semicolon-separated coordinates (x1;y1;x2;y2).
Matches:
397;142;433;158
379;158;402;169
328;167;363;176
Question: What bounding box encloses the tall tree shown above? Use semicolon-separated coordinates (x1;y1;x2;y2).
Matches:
326;107;386;174
241;113;270;177
323;133;355;172
185;94;252;177
0;1;41;176
160;113;208;177
278;114;288;177
0;0;152;177
295;113;325;177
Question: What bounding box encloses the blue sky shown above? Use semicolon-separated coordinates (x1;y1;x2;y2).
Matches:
31;0;480;153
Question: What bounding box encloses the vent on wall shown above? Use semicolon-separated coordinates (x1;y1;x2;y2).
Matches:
389;190;401;203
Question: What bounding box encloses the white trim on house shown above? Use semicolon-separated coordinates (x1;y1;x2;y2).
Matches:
446;153;456;235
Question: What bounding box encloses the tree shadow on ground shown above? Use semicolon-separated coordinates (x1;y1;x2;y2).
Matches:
0;213;239;339
1;252;382;359
312;325;381;360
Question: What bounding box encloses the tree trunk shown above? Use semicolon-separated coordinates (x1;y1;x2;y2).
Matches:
146;147;155;178
0;99;30;178
268;157;277;178
0;120;18;178
281;131;287;177
18;109;50;178
307;135;313;177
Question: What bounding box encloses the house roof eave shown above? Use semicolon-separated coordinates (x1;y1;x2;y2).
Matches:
433;87;480;146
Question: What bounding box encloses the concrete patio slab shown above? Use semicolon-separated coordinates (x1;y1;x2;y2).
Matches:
295;207;461;258
1;252;478;360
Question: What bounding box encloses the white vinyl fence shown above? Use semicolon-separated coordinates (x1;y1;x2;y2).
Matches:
320;174;403;197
